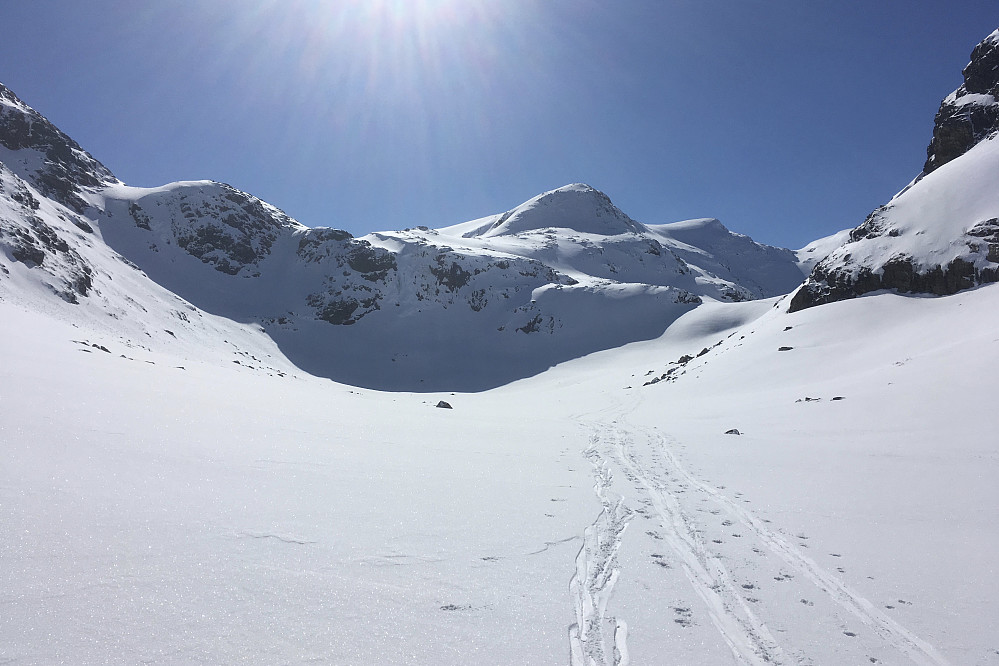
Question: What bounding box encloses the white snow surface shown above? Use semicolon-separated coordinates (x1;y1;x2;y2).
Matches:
2;275;998;664
443;184;646;238
795;227;852;273
809;134;999;280
80;178;805;391
2;78;998;664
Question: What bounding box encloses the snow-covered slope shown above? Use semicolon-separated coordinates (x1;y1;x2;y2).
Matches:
3;274;997;664
0;81;805;391
94;179;806;390
791;28;999;312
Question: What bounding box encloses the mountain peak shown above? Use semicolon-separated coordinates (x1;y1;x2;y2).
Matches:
923;28;999;173
468;184;646;238
0;81;117;212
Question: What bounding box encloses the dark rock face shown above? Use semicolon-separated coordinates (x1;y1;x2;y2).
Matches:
345;242;396;280
0;165;96;303
924;31;999;174
788;255;997;312
127;183;300;276
0;83;117;212
430;259;471;292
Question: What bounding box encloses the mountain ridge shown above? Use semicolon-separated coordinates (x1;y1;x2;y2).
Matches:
0;82;806;390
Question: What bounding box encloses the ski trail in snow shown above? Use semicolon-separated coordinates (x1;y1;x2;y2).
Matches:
594;424;786;665
569;443;633;666
571;401;950;665
641;428;952;666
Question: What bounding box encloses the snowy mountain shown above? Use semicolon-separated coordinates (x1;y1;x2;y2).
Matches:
0;81;804;390
790;28;999;311
3;27;999;666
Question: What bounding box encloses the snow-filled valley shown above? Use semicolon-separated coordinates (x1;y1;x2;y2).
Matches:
4;27;999;666
3;284;998;664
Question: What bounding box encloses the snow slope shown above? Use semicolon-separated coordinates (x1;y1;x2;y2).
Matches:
791;134;999;311
792;28;999;312
92;181;804;391
2;279;997;664
1;78;809;391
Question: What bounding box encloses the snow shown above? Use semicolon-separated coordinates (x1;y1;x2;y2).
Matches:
447;184;646;238
795;227;852;273
3;265;998;663
3;74;999;665
814;134;999;278
943;91;996;107
67;177;805;391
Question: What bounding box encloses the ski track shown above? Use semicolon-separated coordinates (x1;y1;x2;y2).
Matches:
569;443;634;666
645;428;951;666
568;413;950;666
594;424;785;666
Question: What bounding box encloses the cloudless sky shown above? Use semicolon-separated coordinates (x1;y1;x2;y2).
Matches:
2;1;997;247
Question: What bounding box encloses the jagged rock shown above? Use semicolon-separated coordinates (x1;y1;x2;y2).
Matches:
725;429;741;435
789;255;995;312
924;29;999;173
0;82;117;212
436;401;452;409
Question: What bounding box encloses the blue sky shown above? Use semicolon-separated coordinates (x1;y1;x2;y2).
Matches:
2;1;997;247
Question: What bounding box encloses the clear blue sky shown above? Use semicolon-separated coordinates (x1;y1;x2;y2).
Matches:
2;1;997;247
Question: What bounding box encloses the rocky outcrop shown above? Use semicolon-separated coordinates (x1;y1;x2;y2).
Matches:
0;163;97;303
0;82;117;212
789;254;997;312
790;28;999;313
923;29;999;173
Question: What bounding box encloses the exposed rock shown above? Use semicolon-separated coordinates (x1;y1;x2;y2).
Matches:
791;28;999;313
346;241;396;280
516;314;546;334
789;255;995;312
924;29;999;173
435;400;453;409
725;428;741;435
0;82;117;211
430;258;471;291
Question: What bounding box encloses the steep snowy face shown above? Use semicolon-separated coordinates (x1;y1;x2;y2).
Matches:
924;29;999;173
790;27;999;313
0;82;117;213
